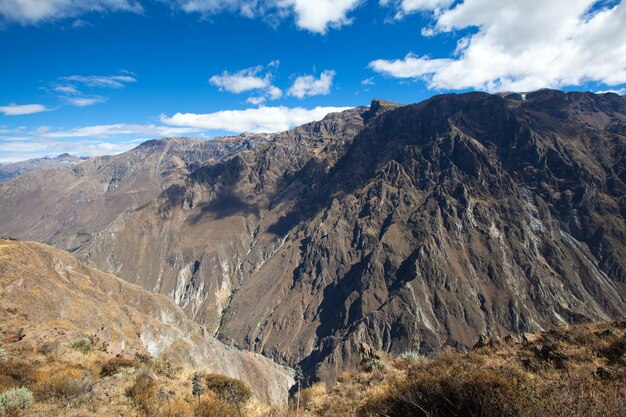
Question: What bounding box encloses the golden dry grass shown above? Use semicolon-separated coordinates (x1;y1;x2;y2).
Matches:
288;319;626;417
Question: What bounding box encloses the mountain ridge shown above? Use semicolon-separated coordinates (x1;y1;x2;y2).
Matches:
1;90;624;386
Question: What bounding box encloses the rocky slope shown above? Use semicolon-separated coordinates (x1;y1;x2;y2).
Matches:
0;239;293;405
0;91;625;386
0;153;87;183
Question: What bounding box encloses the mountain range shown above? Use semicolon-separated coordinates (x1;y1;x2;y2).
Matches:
1;89;625;386
0;153;88;183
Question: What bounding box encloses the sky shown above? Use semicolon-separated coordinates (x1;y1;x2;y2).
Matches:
0;0;625;162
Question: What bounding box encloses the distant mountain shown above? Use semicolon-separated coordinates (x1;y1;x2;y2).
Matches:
0;135;266;245
0;153;87;183
0;91;624;386
0;239;293;405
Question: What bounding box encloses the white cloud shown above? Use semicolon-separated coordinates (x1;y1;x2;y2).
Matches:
266;85;283;99
288;70;336;98
61;74;137;89
596;87;626;95
210;63;283;104
381;0;454;18
0;139;140;162
370;0;626;92
279;0;362;33
53;85;80;94
2;0;361;33
40;123;199;138
246;96;267;105
161;105;352;133
361;77;375;85
0;121;203;162
0;0;142;24
172;0;361;33
66;97;106;107
210;66;272;93
0;103;49;116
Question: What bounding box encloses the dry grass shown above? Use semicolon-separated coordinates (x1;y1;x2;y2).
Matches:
193;391;238;417
0;317;624;416
34;365;94;404
99;357;137;377
290;319;626;417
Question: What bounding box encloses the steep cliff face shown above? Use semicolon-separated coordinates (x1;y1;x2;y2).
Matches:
0;239;293;404
0;91;624;386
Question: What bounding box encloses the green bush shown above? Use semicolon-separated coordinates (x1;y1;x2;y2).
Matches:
198;373;251;407
363;357;384;372
0;387;33;415
71;338;92;354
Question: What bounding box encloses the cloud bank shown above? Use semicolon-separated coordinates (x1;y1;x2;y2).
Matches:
1;0;362;33
161;105;351;133
372;0;626;92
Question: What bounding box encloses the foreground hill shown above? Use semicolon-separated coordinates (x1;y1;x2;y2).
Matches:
0;90;625;386
0;239;293;408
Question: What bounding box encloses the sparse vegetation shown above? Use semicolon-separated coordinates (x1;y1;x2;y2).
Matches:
1;319;624;417
291;319;626;417
126;370;158;416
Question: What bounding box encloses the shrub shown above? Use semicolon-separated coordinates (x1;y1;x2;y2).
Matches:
399;350;424;364
0;359;37;388
159;397;192;417
0;349;6;363
35;367;93;404
100;357;136;377
363;357;384;372
360;361;536;417
0;387;33;415
126;371;158;416
300;382;328;413
71;338;92;355
193;391;237;417
202;373;252;407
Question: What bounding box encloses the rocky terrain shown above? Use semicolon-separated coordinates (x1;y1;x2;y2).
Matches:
0;90;625;386
0;153;87;183
0;239;293;406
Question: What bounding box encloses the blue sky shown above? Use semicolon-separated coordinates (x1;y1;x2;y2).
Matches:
1;0;625;162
